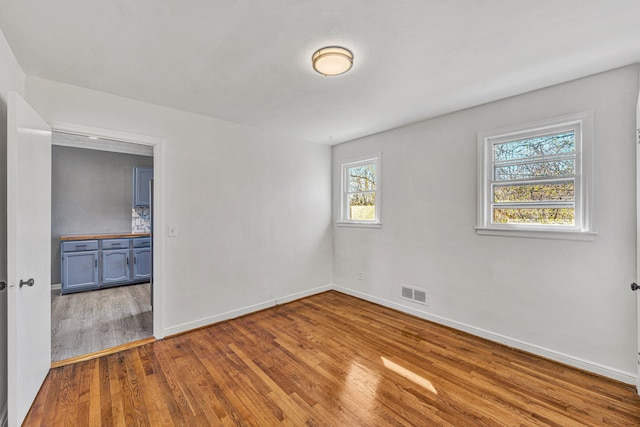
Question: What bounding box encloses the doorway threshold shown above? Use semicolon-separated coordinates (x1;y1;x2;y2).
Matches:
51;336;156;368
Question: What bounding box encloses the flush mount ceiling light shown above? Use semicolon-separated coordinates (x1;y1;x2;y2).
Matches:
312;46;353;76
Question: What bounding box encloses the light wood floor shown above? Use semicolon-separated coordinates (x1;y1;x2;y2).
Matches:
29;290;640;426
51;283;153;362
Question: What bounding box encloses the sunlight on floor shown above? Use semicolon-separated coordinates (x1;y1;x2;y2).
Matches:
381;356;438;395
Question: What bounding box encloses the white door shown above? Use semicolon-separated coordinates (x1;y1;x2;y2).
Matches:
636;88;640;394
6;92;52;426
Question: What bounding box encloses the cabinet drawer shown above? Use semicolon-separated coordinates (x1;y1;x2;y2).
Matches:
62;240;98;252
102;239;130;250
132;237;151;248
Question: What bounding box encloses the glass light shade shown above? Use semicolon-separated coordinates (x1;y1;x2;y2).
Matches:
312;46;353;76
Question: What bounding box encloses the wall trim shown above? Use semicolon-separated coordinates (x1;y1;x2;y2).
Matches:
332;284;637;385
49;121;159;155
52;130;154;156
163;284;332;337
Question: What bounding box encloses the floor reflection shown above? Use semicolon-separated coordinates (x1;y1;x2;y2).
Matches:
342;360;381;412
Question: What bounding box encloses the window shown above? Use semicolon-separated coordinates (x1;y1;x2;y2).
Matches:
339;156;381;226
477;113;594;240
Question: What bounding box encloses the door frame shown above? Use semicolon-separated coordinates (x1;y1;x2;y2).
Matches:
50;121;165;339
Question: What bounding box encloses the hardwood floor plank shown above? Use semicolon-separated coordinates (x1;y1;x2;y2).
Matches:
98;357;114;426
25;291;640;426
87;360;102;427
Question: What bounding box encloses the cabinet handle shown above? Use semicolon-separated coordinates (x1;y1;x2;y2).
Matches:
134;256;137;264
75;244;87;248
95;259;98;268
127;257;129;266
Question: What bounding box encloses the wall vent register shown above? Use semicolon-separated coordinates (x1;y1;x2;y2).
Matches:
401;285;428;305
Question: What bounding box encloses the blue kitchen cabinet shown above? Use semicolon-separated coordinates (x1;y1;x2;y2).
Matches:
133;167;153;207
101;239;131;286
132;237;152;281
132;248;152;280
61;240;99;294
61;235;151;293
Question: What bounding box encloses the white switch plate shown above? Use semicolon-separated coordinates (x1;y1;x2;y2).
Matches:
168;224;178;237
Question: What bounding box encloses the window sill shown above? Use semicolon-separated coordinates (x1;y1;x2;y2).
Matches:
337;221;382;229
475;227;596;241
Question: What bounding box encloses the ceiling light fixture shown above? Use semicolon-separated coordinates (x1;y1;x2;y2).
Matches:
312;46;353;76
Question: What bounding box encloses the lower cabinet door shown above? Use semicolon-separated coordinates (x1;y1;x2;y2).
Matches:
102;249;131;286
133;247;152;281
61;250;99;294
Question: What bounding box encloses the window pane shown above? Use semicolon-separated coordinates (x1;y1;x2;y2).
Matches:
494;159;574;180
494;181;574;203
493;207;574;225
348;164;376;192
493;132;575;162
349;192;375;220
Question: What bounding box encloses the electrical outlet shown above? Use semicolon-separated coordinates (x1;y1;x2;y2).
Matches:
168;224;178;237
357;271;364;280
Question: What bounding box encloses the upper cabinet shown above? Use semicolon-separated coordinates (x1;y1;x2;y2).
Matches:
133;167;153;207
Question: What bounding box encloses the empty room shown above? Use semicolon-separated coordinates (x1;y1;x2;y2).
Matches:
2;1;640;426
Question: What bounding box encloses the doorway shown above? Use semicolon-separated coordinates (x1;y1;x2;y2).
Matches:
49;127;163;363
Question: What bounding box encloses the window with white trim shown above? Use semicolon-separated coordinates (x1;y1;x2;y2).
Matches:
340;156;381;225
477;113;594;239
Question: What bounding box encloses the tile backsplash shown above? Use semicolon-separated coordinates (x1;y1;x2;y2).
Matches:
132;207;151;233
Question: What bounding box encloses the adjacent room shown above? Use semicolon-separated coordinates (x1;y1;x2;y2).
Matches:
1;1;640;426
50;132;155;362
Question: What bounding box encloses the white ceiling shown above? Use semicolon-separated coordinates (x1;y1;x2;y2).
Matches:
1;1;639;145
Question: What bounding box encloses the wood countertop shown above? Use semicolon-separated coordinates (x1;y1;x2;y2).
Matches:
60;233;151;241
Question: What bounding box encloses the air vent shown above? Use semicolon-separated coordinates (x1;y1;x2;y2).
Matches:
401;285;428;305
401;286;413;299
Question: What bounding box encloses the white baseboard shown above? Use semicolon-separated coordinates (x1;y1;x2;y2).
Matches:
163;284;332;337
0;401;7;427
51;283;61;290
333;285;637;385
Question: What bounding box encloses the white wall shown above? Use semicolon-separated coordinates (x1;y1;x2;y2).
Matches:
26;77;333;336
333;65;639;383
0;25;26;424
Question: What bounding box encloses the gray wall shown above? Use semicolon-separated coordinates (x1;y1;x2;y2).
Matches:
51;145;153;283
333;65;639;382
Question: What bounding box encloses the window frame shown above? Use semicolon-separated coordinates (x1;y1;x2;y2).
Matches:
338;155;382;228
476;112;595;240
